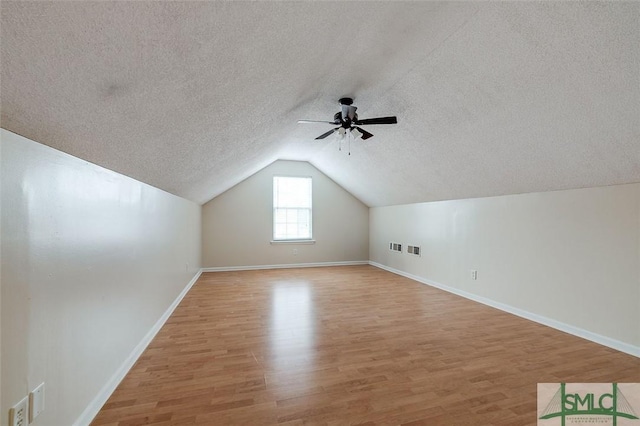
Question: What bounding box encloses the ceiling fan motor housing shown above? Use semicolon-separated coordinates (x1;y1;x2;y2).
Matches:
338;98;358;127
334;111;358;128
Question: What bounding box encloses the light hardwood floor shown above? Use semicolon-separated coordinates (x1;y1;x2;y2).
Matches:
92;266;640;425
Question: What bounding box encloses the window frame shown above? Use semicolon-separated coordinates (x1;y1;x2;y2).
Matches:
271;175;314;243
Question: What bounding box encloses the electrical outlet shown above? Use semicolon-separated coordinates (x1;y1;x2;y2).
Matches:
29;382;45;422
471;270;478;280
292;248;298;255
9;396;28;426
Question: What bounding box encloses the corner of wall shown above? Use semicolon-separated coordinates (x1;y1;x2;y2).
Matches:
201;160;369;268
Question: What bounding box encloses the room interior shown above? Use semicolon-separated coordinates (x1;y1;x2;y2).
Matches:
1;1;639;425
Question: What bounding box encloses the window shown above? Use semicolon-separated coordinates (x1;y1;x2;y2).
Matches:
273;176;312;241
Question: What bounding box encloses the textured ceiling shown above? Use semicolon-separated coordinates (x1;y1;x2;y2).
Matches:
2;1;639;207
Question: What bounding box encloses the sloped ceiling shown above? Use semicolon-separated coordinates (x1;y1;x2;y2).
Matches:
1;1;638;207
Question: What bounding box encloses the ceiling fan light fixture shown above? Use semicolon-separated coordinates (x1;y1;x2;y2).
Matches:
299;97;397;143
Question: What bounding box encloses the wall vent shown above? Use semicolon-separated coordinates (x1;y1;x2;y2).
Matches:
407;245;421;256
389;242;402;253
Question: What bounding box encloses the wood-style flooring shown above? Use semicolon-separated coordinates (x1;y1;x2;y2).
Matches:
91;266;640;425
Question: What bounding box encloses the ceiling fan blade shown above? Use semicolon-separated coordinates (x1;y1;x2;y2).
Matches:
355;127;374;140
353;116;397;125
315;128;339;140
298;120;336;124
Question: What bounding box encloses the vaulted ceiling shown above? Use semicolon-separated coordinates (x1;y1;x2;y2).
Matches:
2;2;638;207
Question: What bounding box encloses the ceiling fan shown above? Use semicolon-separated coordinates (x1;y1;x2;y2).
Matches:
298;97;397;141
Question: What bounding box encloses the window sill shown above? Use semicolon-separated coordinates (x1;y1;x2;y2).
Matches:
270;239;316;245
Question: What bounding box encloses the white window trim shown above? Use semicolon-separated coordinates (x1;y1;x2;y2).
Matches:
272;175;313;242
270;239;316;245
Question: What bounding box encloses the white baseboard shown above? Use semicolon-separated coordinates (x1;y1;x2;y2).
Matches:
74;270;203;426
201;260;369;272
369;261;640;358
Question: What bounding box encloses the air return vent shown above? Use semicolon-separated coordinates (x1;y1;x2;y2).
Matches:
389;242;402;253
407;245;421;256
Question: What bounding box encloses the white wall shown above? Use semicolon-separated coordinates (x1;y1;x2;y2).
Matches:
370;183;640;353
202;160;369;267
0;129;202;426
0;133;3;420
